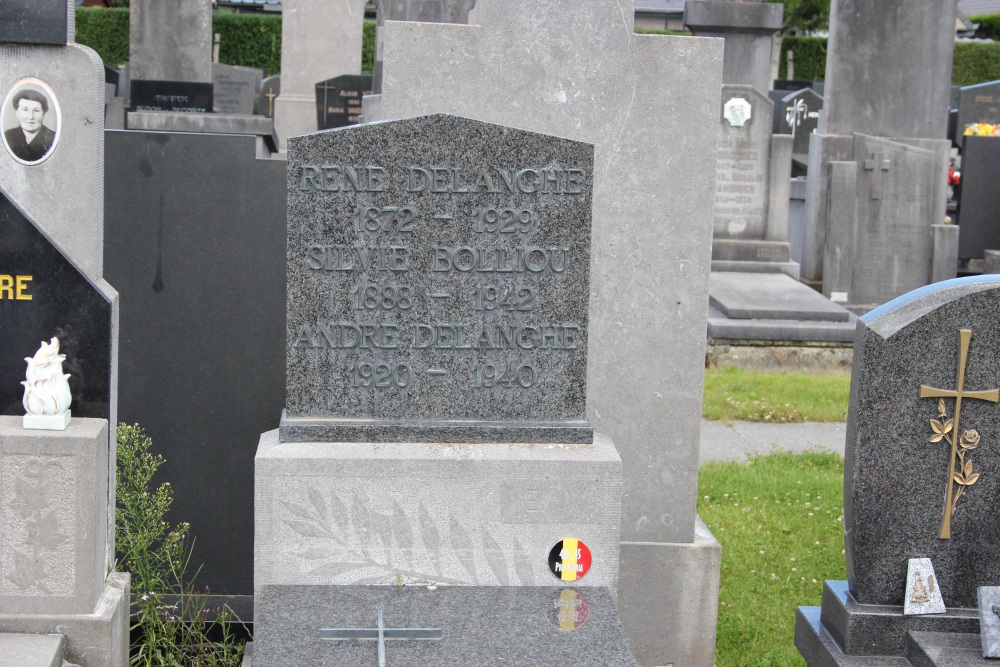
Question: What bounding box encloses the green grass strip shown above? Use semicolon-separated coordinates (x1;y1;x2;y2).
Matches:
699;451;846;667
703;367;851;423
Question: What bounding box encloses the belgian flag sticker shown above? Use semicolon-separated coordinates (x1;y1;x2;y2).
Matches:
547;538;592;582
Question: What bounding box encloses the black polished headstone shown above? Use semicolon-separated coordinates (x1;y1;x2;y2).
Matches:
104;65;121;96
255;585;637;667
0;192;112;420
128;80;213;113
314;74;371;130
778;88;823;157
0;0;68;46
773;79;824;96
103;131;286;595
957;81;1000;138
957;136;1000;261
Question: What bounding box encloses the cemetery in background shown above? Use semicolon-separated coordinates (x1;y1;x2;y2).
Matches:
7;1;1000;666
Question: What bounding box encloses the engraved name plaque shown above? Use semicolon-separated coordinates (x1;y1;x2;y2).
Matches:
281;114;594;443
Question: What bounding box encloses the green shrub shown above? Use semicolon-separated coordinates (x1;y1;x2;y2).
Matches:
214;12;283;76
971;13;1000;40
777;36;827;81
362;19;375;73
75;7;130;68
953;41;1000;86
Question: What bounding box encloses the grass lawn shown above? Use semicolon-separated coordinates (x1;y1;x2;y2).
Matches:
703;367;852;422
699;451;847;667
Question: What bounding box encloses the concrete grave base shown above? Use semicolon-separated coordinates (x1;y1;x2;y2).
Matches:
126;111;272;136
0;417;109;616
0;572;130;667
0;632;65;667
255;430;623;596
619;519;722;667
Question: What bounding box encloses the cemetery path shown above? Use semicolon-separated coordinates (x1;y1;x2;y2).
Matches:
699;419;846;463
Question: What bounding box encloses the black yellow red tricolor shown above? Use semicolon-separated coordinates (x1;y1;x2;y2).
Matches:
547;538;592;582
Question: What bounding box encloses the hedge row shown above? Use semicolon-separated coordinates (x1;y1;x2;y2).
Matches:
73;8;1000;87
971;13;1000;40
74;7;374;75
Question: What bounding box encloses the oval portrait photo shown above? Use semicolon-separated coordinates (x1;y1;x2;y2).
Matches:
2;77;62;166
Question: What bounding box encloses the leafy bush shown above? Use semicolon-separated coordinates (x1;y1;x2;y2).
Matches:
75;7;130;68
953;41;1000;86
778;36;828;81
970;13;1000;40
116;424;246;667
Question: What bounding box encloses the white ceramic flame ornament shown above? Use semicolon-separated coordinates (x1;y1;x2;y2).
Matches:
21;337;72;430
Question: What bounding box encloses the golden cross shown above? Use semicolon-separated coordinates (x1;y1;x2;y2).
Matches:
265;87;277;117
919;329;999;539
316;81;338;125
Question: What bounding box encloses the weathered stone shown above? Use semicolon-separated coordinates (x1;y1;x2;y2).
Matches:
212;63;263;115
128;0;211;83
283;114;594;443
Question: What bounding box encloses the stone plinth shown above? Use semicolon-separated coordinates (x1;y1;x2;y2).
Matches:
126;111;273;136
683;0;783;94
255;429;622;593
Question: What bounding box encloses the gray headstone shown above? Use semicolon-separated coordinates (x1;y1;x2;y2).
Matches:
273;0;367;151
373;3;724;663
957;81;1000;139
683;0;783;95
282;114;594;444
211;63;264;115
256;74;280;118
957;136;1000;261
714;85;774;241
823;134;938;305
846;276;1000;607
823;0;956;138
978;586;1000;658
128;0;212;83
778;88;823;157
0;0;71;46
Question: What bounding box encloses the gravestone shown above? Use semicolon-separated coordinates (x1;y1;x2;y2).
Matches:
711;84;796;276
372;2;724;663
315;74;371;130
777;88;823;158
273;0;367;152
796;276;1000;666
956;81;1000;139
0;4;127;666
362;0;478;121
957;136;1000;261
256;74;280;118
127;0;213;113
0;0;70;45
683;0;783;94
254;113;628;666
212;63;264;115
823;135;941;306
802;0;955;290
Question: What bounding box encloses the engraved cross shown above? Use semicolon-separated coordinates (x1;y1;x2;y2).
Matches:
863;152;891;200
320;609;441;667
919;329;999;539
316;81;338;125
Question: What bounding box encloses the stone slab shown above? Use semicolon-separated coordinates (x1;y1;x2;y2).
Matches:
252;585;636;667
930;225;958;284
795;604;913;667
103;130;286;594
822;0;956;139
902;559;945;616
0;418;109;616
846;277;1000;607
709;272;850;322
254;429;622;591
699;420;847;464
956;136;1000;261
908;632;990;667
0;0;70;46
711;240;792;262
0;633;64;667
284;114;594;443
617;520;721;667
706;309;857;342
956;81;1000;139
0;572;129;667
978;587;1000;658
128;0;212;83
710;259;800;279
212;63;263;115
126;111;272;135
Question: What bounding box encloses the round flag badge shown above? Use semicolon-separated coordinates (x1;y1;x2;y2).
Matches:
548;538;592;582
550;589;590;631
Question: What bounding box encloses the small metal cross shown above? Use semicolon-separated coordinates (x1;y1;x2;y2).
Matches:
320;609;442;667
265;88;277;117
863;152;892;200
316;81;338;125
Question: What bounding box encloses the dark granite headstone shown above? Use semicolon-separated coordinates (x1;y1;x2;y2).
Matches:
254;585;637;667
256;75;280;119
778;88;823;157
957;81;1000;139
957;136;1000;261
128;80;213;113
314;74;371;130
0;0;68;46
104;66;121;95
845;276;1000;608
773;79;823;95
0;192;112;420
103;130;286;595
282;113;594;444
